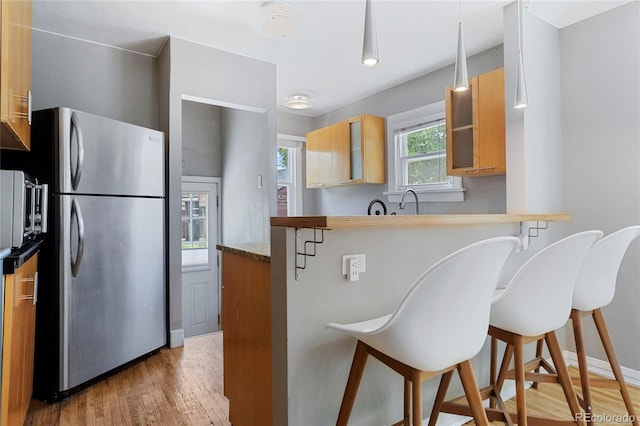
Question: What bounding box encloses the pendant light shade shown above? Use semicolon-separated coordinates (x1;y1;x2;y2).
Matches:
361;0;378;67
514;0;528;108
514;49;528;108
453;21;469;91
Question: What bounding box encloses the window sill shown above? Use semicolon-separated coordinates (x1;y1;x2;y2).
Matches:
383;187;465;203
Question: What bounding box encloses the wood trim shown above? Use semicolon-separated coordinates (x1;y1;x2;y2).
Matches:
270;213;571;229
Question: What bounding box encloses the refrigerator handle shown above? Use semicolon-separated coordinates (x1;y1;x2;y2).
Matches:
71;198;85;278
70;112;85;191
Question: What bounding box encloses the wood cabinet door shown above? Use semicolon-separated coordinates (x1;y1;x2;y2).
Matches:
305;128;320;188
1;253;38;426
0;0;32;150
361;114;386;183
331;120;350;184
476;67;506;174
221;252;272;426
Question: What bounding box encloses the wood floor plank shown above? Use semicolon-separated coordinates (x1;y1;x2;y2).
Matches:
25;332;231;426
25;332;638;426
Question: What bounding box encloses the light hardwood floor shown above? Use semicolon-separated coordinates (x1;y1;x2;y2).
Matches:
24;332;231;426
24;332;639;425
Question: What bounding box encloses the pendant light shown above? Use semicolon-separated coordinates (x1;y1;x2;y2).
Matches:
361;0;378;67
514;0;528;108
453;1;469;91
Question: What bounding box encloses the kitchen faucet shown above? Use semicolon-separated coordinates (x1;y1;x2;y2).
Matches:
399;188;419;215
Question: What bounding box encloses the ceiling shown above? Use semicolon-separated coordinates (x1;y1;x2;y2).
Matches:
32;0;633;117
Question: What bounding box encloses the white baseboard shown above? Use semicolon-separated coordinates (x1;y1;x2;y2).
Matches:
563;350;640;388
169;328;185;348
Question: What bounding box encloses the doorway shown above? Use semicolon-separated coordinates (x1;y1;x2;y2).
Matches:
181;176;221;337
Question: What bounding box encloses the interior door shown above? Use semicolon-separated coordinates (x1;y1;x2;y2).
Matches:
181;177;220;338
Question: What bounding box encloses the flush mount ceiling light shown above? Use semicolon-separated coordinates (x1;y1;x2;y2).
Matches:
453;0;469;91
361;0;379;67
284;94;313;110
251;1;304;39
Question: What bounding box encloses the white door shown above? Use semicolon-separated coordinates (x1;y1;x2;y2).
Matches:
181;177;221;338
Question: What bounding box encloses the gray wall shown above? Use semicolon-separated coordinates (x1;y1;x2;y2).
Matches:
220;107;270;243
162;37;277;345
561;1;640;369
279;45;507;216
32;30;159;129
182;100;222;177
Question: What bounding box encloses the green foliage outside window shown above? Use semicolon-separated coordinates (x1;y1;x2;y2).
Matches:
404;122;447;185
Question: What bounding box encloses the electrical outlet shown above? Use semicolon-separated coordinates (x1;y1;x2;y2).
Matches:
341;254;366;281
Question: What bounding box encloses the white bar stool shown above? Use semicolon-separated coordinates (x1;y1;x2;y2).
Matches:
530;226;640;425
327;236;520;426
436;230;602;426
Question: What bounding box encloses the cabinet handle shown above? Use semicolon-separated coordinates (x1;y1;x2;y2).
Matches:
19;274;38;304
14;91;32;125
28;90;32;125
476;166;497;171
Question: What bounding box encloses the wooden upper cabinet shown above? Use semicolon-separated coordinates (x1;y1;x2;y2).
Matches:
0;0;33;151
305;114;385;188
446;67;505;177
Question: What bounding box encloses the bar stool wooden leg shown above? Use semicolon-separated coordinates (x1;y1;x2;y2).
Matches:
404;378;411;425
571;309;594;421
412;370;423;426
490;336;497;409
592;309;639;426
336;340;369;426
513;334;528;426
458;361;489;426
532;338;545;389
428;370;454;426
546;331;586;426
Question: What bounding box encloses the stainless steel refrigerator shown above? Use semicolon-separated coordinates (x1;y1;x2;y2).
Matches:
1;107;166;400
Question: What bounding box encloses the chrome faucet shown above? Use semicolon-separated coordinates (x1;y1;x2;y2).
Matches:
367;199;387;215
399;188;419;215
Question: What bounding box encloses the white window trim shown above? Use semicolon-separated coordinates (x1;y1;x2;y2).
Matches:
277;133;304;216
384;101;465;204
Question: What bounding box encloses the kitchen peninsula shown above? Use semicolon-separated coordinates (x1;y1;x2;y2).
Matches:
269;213;569;426
219;214;570;426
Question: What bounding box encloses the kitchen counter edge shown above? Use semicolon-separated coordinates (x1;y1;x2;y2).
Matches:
270;213;571;229
3;238;44;274
216;243;271;263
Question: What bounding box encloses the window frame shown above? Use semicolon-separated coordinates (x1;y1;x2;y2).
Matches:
384;101;464;203
277;134;304;216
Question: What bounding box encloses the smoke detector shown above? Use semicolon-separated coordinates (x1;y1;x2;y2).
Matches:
251;1;304;39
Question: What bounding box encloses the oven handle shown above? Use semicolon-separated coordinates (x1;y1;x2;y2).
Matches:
40;184;48;234
70;198;85;278
70;112;85;191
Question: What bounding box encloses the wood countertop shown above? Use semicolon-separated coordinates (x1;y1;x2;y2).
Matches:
270;213;571;229
216;243;270;263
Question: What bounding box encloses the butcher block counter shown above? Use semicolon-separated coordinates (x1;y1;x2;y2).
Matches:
216;242;271;426
270;213;570;229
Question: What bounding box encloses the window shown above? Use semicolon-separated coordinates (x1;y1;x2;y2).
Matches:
181;192;209;268
395;119;450;189
385;102;463;203
277;135;304;216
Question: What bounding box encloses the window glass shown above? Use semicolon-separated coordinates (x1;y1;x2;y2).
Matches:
395;119;451;188
181;192;209;268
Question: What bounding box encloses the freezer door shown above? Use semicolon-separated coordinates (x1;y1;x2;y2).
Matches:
59;194;166;391
57;108;164;197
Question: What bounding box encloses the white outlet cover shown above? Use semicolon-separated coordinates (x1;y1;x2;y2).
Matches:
341;254;366;275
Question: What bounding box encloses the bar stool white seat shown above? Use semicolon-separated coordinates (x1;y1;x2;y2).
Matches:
436;230;602;426
535;226;640;425
327;236;520;426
